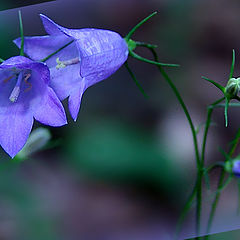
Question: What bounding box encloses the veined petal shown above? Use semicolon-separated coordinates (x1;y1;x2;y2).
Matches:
39;14;129;79
33;87;67;126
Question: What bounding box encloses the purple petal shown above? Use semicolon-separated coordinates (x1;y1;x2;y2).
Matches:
0;105;33;158
40;14;65;35
0;56;50;84
0;70;34;158
40;14;129;80
33;87;67;126
68;82;85;121
13;35;74;67
50;63;82;100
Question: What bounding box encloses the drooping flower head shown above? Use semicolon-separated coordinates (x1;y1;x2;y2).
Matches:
0;56;67;158
14;14;129;121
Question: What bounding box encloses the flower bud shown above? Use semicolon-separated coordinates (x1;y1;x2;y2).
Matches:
225;77;240;98
15;127;51;160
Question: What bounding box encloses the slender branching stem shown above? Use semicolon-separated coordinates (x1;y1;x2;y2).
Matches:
18;11;24;56
205;128;240;239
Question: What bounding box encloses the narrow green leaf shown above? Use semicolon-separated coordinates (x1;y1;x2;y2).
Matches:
125;62;149;98
201;76;225;93
125;12;157;41
0;58;4;63
18;10;24;56
229;49;235;79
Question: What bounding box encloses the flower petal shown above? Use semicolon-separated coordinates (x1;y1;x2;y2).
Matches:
0;98;33;158
33;87;67;126
39;14;129;80
68;81;85;121
13;35;74;67
50;63;82;100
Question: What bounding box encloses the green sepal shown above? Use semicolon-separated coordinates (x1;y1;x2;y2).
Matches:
125;12;157;41
201;76;225;93
130;50;180;67
229;49;235;80
125;61;149;98
224;97;229;127
125;39;137;52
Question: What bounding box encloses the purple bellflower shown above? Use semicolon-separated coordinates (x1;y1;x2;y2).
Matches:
14;14;129;121
232;160;240;177
0;56;67;158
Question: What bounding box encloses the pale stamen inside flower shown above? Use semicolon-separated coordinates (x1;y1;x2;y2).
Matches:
9;72;32;103
56;57;80;70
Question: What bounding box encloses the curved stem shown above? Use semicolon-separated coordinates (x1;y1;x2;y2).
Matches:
175;184;198;240
205;128;240;238
201;98;225;166
148;47;202;237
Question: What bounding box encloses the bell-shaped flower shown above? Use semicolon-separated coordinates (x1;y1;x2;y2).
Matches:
14;14;129;121
0;56;67;158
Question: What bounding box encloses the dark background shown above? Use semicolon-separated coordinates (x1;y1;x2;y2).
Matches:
0;0;240;239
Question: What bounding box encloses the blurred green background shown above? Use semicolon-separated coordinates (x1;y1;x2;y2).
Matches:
0;0;240;239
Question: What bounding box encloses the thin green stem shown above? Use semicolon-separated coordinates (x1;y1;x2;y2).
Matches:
205;128;240;238
201;98;225;166
148;47;201;237
124;61;149;98
175;184;198;240
151;49;200;167
40;40;74;62
18;10;24;56
125;12;157;41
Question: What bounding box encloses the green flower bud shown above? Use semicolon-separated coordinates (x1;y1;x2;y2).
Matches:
15;127;51;161
225;77;240;98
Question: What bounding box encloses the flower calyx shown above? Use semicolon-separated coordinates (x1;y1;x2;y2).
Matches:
202;50;240;127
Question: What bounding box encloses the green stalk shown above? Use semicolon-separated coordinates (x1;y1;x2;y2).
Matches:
201;98;225;166
205;128;240;239
147;47;202;237
18;10;24;56
175;182;198;239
